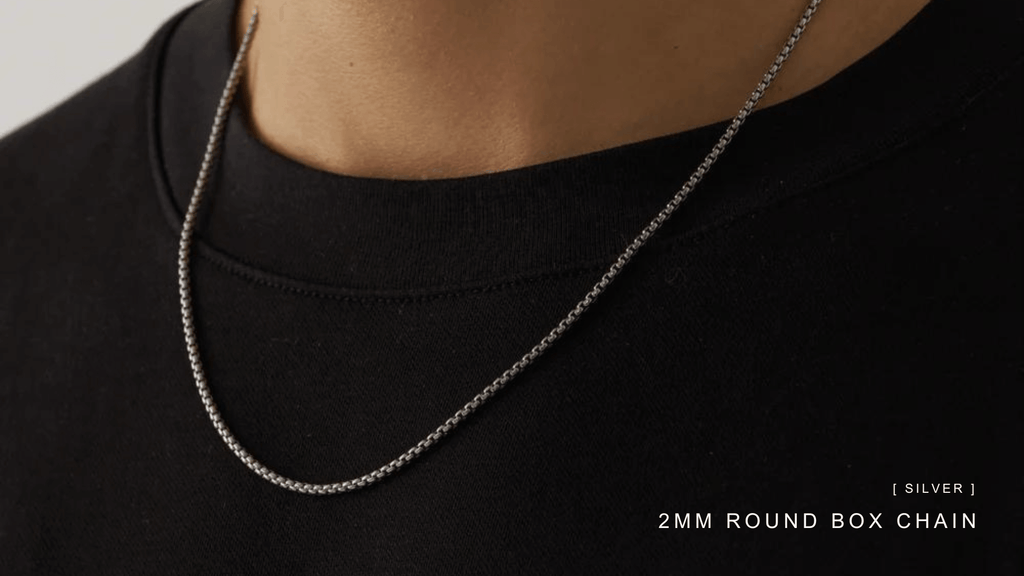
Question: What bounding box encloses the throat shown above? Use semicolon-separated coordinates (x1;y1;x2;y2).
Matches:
235;0;929;181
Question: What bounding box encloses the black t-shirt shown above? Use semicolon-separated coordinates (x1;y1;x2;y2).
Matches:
1;0;1020;573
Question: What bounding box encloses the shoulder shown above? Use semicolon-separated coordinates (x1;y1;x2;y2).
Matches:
0;5;191;230
0;5;197;292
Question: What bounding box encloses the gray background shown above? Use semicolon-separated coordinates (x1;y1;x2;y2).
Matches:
0;0;198;138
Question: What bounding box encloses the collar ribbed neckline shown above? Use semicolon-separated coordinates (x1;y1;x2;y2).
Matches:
152;0;1010;294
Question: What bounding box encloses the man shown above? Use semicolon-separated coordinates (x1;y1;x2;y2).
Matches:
1;0;1020;573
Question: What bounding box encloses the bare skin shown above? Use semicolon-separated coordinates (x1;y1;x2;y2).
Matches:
235;0;929;180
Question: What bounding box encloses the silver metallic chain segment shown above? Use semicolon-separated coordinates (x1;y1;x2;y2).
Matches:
178;0;823;495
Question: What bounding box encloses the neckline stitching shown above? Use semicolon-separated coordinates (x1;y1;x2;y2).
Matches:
145;0;1015;302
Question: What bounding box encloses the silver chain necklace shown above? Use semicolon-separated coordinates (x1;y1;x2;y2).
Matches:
178;0;824;495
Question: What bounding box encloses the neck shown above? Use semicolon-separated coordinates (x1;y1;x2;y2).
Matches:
236;0;928;181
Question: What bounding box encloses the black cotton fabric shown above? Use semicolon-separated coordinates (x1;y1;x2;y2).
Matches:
1;0;1021;573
